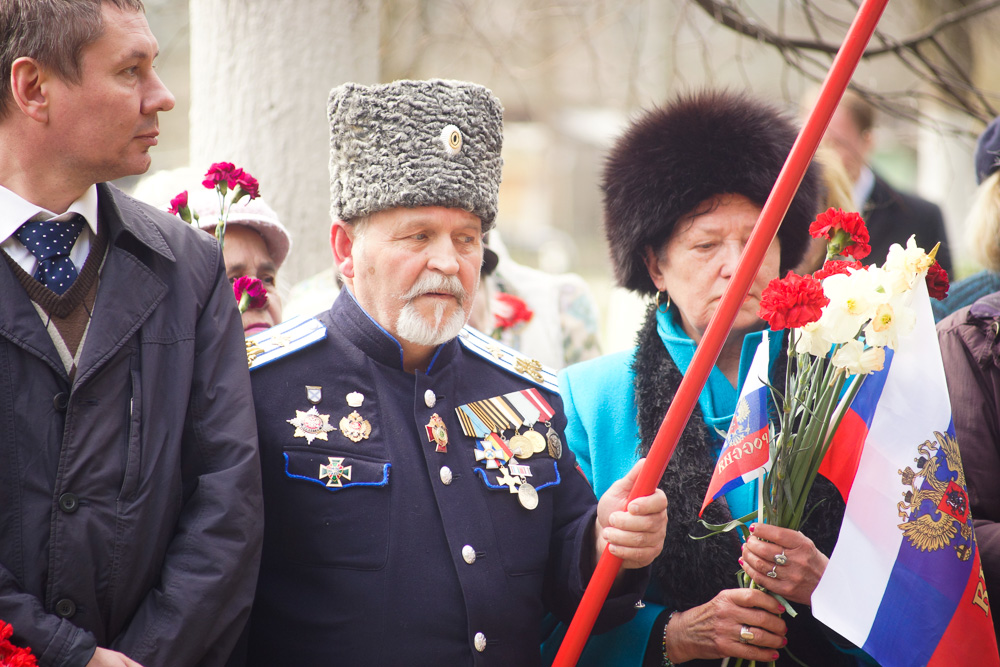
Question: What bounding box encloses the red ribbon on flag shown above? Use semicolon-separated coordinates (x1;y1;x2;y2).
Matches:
551;1;892;664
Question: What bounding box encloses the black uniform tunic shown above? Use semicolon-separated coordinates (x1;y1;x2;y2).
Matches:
244;291;645;666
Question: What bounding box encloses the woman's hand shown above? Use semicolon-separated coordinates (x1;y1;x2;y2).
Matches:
664;588;786;664
739;523;829;606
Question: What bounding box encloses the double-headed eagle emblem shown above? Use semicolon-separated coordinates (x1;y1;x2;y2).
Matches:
897;431;973;561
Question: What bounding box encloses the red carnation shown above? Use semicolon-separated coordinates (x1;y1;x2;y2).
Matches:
202;162;243;190
758;271;829;331
493;292;533;331
0;621;38;667
233;276;268;313
925;260;950;300
809;207;871;261
167;190;188;216
234;171;260;202
813;259;863;281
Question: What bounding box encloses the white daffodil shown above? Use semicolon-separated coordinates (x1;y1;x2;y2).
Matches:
882;236;933;293
816;270;885;343
863;291;917;349
793;321;835;358
831;339;886;376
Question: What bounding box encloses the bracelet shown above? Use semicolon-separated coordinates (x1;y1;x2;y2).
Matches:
662;611;677;667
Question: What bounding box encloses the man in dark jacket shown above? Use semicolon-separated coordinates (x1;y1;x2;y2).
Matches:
241;79;668;666
826;91;952;274
0;2;263;666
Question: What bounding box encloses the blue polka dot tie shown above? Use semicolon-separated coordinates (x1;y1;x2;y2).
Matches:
15;215;85;295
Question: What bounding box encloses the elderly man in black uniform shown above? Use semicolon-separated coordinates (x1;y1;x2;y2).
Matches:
241;79;668;665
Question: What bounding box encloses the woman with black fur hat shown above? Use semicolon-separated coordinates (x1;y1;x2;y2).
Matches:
542;91;873;666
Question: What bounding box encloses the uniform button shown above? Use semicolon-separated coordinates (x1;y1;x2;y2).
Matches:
55;598;76;618
474;632;486;652
424;389;436;408
462;545;476;564
440;466;453;485
58;493;79;513
53;392;69;412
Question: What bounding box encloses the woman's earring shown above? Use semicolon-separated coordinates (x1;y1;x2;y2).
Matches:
656;290;671;313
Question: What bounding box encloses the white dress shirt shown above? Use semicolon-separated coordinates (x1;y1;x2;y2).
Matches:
0;184;99;276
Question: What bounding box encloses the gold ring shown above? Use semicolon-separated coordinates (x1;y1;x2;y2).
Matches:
739;625;755;643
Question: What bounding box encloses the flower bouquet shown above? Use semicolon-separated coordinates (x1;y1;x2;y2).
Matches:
0;621;37;667
168;163;267;314
702;208;949;666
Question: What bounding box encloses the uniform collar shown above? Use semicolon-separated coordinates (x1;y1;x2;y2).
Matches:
329;289;461;374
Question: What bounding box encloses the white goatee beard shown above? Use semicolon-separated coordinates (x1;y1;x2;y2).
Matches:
395;273;476;346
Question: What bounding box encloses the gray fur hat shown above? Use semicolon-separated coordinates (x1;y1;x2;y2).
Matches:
328;79;504;230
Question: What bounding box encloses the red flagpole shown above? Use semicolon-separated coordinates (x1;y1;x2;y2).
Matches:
552;1;891;664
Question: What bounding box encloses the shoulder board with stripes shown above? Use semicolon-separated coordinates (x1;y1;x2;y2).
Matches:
246;314;326;371
457;325;559;392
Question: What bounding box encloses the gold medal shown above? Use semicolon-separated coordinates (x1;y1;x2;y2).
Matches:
525;429;547;454
287;406;334;444
508;433;533;459
517;482;538;510
339;410;372;442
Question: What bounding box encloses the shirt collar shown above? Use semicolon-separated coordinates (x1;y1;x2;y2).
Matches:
0;184;99;244
853;165;875;210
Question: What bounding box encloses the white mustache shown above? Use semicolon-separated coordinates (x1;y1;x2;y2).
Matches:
400;273;466;304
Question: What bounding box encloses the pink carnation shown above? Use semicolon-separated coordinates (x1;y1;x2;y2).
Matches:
233;275;268;312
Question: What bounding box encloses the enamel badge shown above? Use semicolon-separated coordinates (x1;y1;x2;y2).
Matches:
340;410;372;442
287;406;334;444
425;413;449;453
319;456;352;487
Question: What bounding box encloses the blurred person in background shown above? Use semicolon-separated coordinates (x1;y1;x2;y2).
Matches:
825;90;952;274
468;231;603;369
933;115;1000;321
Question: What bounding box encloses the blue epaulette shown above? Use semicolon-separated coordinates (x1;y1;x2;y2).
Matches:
246;315;326;371
457;325;559;392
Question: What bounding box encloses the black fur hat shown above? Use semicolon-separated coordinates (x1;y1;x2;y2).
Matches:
603;89;820;294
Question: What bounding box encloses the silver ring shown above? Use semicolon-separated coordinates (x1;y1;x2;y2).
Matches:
767;564;778;578
739;625;754;643
774;551;788;566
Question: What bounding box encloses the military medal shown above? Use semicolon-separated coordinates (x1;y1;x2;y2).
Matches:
319;456;352;487
306;385;322;404
546;426;563;459
508;433;533;459
525;429;547;454
517;482;539;510
338;391;371;442
340;411;371;442
287;406;335;444
425;413;449;453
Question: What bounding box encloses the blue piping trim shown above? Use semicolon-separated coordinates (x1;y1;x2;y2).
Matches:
425;344;445;374
473;460;561;491
345;288;405;368
283;453;391;492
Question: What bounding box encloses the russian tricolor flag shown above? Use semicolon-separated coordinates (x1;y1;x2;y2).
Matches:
813;280;999;667
700;331;772;516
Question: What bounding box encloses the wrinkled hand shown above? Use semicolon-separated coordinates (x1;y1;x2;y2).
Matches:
740;522;828;605
664;588;786;664
595;458;668;569
86;648;145;667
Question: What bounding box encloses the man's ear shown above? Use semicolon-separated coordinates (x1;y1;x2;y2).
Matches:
10;57;50;122
330;221;356;279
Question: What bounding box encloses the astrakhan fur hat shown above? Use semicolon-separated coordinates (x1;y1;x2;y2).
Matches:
328;79;504;230
603;89;820;295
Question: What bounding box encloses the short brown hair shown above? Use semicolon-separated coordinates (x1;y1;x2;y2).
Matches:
839;90;876;134
0;0;145;119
